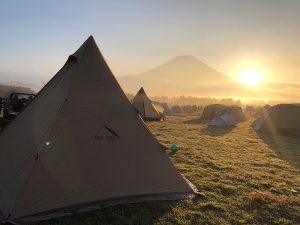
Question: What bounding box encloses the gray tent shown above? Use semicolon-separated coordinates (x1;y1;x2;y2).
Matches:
252;104;300;135
254;104;271;117
0;36;196;224
210;114;236;127
131;88;164;121
152;101;173;116
202;104;246;122
161;102;173;115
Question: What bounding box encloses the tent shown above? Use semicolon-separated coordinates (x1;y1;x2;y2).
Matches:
161;102;173;115
201;104;246;121
152;101;165;115
254;104;271;117
252;104;300;135
201;104;227;120
210;114;236;127
152;101;173;116
131;88;164;121
0;36;197;224
223;106;246;121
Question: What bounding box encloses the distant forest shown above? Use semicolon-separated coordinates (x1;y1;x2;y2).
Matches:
126;93;242;106
0;85;35;98
0;85;279;107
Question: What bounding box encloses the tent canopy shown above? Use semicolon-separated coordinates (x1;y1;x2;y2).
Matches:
152;101;173;116
131;88;164;121
202;104;246;121
161;102;173;115
254;104;272;117
253;103;300;135
0;36;196;223
210;114;236;127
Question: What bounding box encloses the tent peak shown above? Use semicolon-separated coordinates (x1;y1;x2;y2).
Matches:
86;35;96;43
80;35;97;47
71;35;99;60
138;87;145;94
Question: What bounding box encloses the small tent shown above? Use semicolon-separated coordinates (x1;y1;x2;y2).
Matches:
223;106;246;121
0;36;196;224
201;104;227;120
152;101;173;116
161;102;173;115
152;101;165;115
202;104;246;122
252;104;300;135
254;104;271;117
210;114;236;127
131;88;164;121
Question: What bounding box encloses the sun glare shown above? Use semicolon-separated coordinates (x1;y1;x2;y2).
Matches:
238;69;263;87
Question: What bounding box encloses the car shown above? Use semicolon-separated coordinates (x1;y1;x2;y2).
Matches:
3;92;35;120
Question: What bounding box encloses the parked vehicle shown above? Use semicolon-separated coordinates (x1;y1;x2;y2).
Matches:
3;92;35;120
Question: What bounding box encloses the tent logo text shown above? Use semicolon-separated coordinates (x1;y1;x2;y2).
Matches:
94;125;120;142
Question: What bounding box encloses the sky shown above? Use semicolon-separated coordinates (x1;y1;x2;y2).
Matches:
1;0;300;84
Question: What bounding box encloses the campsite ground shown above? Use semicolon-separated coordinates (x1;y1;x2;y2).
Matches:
38;114;300;225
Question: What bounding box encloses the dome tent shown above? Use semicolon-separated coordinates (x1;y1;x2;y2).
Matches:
201;104;226;120
210;114;236;127
253;104;300;135
254;104;272;117
0;36;197;224
201;104;246;122
152;101;173;116
161;102;173;115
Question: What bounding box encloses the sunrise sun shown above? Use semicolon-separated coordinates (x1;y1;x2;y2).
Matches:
238;69;263;86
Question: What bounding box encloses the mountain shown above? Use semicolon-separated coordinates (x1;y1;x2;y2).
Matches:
0;73;44;92
0;84;35;97
117;55;231;95
117;55;300;102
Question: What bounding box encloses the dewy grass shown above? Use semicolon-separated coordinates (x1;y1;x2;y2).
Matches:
37;114;300;225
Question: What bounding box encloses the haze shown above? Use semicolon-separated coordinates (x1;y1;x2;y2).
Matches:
1;0;300;102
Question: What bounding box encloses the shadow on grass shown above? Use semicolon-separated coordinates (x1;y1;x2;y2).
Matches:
36;200;178;225
258;132;300;170
183;117;208;125
170;113;199;117
200;126;235;137
168;151;177;157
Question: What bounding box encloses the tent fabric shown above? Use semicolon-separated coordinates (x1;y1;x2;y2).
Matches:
252;117;265;131
252;104;300;135
131;88;163;121
152;101;173;116
202;104;246;122
151;102;165;115
161;102;173;115
223;106;246;121
254;104;271;117
0;36;196;223
210;114;236;127
201;104;226;120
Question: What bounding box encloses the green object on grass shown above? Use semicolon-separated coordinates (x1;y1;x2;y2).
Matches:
44;141;51;146
170;144;179;153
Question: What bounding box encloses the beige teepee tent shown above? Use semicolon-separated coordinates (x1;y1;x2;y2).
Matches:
131;88;164;121
0;36;196;224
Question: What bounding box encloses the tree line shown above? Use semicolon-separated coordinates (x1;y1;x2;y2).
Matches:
126;93;242;106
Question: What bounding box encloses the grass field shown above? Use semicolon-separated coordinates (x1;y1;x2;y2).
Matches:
34;114;299;224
